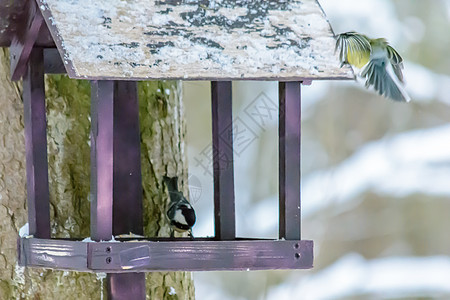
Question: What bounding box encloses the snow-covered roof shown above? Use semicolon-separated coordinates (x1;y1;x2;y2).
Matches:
36;0;353;81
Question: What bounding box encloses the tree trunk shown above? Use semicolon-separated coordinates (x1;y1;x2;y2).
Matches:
0;48;194;299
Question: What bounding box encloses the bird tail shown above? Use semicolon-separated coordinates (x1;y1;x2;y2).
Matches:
360;58;410;102
163;176;179;192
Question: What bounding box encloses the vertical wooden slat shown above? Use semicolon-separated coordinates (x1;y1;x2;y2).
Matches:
107;273;146;300
112;81;143;236
279;82;301;240
23;47;50;238
211;81;235;240
108;81;145;300
90;80;114;241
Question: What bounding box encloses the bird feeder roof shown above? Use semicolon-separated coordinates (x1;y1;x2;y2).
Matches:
2;0;353;81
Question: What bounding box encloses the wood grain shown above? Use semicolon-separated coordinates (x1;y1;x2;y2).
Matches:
19;238;313;272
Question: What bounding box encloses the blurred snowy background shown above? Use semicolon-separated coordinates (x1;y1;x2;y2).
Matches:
183;0;450;299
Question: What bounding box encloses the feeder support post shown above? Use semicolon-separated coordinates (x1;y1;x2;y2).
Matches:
211;81;236;240
90;81;145;299
90;81;114;241
279;81;302;240
111;81;143;236
23;47;51;238
108;81;145;300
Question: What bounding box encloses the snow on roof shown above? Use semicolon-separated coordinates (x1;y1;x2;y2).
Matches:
37;0;353;81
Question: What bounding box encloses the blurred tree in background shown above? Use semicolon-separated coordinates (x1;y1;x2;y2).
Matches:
190;0;450;299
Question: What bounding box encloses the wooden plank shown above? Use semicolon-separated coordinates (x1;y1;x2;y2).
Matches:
19;238;313;271
90;81;114;241
36;0;353;80
211;81;235;240
279;82;301;240
110;81;145;299
112;81;143;236
108;273;146;300
23;47;51;239
18;238;89;271
89;240;313;272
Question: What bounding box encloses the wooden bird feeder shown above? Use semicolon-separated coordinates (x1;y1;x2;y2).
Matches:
1;0;352;298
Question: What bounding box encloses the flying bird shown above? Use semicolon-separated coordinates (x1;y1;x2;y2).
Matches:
335;31;410;102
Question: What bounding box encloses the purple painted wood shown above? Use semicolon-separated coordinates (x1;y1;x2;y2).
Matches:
37;0;78;78
43;48;66;74
23;47;51;239
0;0;25;47
108;273;146;299
36;22;55;47
279;82;301;240
0;1;55;48
19;238;313;271
10;0;43;81
18;238;89;271
211;81;236;240
89;239;313;271
110;81;145;300
112;81;143;236
90;81;114;241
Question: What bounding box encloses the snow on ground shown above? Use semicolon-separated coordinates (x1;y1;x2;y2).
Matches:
266;254;450;300
303;124;450;217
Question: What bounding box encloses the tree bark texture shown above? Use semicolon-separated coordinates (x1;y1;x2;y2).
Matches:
0;48;194;299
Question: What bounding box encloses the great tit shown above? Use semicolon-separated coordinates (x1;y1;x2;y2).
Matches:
336;31;410;102
163;176;196;237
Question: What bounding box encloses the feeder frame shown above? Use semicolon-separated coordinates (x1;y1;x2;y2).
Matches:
0;0;355;298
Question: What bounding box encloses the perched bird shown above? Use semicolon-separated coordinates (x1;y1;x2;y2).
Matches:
163;176;196;236
335;31;410;102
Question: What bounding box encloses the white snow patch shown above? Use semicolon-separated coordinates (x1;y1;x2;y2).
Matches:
14;263;26;286
169;286;176;295
82;236;118;242
19;223;29;237
151;13;173;26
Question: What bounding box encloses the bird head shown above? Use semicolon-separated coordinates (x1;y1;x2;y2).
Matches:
168;202;196;232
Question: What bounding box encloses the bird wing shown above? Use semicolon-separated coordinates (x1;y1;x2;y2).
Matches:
360;57;410;102
335;32;371;68
386;45;404;82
